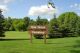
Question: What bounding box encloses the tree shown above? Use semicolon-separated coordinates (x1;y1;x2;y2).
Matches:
4;17;13;31
34;16;48;39
16;21;25;31
36;16;42;25
36;16;48;25
58;12;79;37
48;17;60;38
23;17;30;31
76;16;80;35
12;19;19;31
29;19;36;25
12;19;25;31
0;10;5;37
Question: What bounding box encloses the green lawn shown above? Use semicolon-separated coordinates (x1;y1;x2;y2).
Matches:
0;31;80;53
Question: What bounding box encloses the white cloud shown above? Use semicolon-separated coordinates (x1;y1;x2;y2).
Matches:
70;5;73;8
74;3;78;7
28;5;57;16
4;0;13;4
70;3;80;8
0;0;14;4
0;0;14;13
0;5;8;13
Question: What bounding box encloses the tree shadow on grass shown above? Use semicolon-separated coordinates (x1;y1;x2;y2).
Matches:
46;42;63;44
70;40;80;53
71;50;80;53
0;38;30;41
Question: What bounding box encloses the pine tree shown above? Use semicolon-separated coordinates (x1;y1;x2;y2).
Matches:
0;10;5;37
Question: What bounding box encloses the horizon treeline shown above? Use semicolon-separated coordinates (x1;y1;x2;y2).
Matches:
3;12;80;38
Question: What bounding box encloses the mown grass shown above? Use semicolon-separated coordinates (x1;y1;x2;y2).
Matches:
0;31;80;53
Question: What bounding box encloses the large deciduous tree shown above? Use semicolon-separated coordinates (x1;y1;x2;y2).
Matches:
76;16;80;35
13;19;25;31
58;12;79;36
4;17;13;31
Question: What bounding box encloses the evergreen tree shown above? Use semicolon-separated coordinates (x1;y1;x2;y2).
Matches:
0;10;5;37
48;17;60;38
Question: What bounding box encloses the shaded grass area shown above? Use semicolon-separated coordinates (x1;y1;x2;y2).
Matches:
5;31;30;39
0;31;80;53
70;40;80;53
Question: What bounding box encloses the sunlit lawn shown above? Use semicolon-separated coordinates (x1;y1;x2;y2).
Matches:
0;31;79;53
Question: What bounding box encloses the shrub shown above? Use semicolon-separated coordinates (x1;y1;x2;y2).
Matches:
34;34;43;39
48;33;62;38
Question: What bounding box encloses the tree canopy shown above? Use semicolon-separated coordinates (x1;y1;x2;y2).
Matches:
3;12;80;38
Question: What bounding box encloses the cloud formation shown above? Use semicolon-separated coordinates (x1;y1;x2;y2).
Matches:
0;0;14;13
28;5;57;16
70;3;80;10
0;0;13;4
0;5;8;13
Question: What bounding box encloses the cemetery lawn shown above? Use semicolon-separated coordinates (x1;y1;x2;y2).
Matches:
0;31;80;53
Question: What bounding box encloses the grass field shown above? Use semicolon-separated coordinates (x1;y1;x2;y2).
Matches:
0;31;80;53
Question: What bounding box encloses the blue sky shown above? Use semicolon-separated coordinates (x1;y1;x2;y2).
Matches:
0;0;80;19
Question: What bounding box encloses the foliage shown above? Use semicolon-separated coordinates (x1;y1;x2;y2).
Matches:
48;12;79;38
4;17;13;31
29;19;36;25
58;12;79;37
76;16;80;35
0;11;5;37
23;17;30;30
48;17;60;38
34;16;49;39
12;19;26;31
3;12;80;38
36;16;48;25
